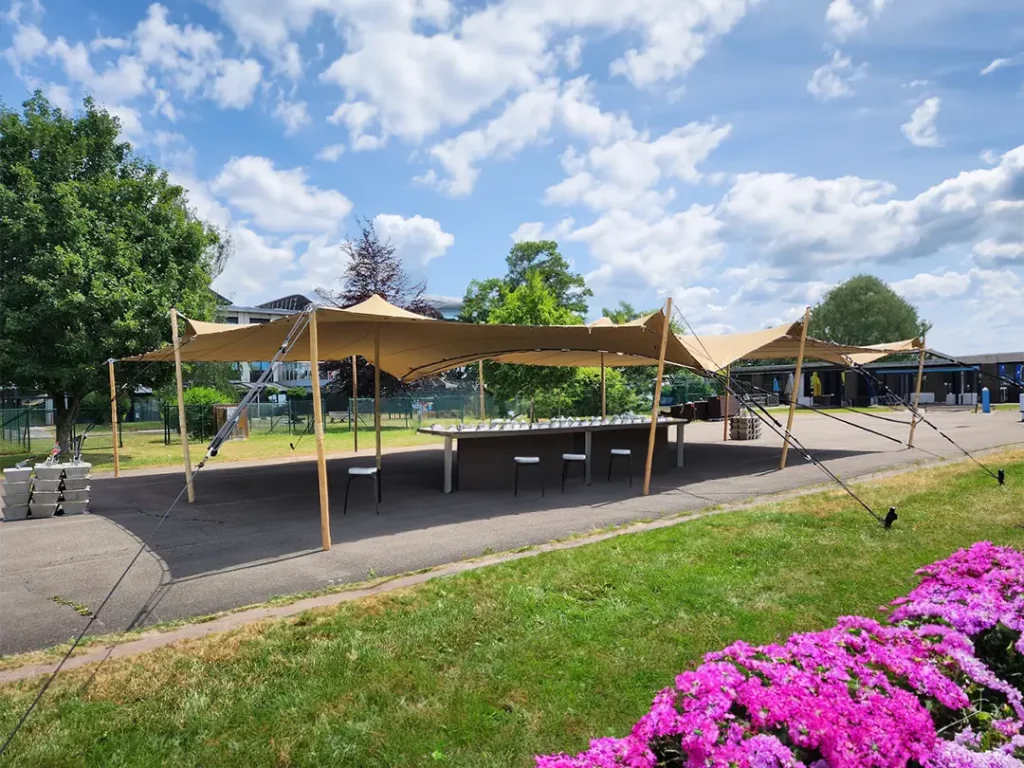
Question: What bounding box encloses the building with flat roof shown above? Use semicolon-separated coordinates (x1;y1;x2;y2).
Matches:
730;351;1023;408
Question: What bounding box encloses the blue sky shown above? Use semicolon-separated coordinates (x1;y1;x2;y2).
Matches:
2;0;1022;354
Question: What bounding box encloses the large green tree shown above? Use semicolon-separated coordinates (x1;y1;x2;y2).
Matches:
0;93;222;450
460;240;591;324
808;274;931;345
483;272;582;415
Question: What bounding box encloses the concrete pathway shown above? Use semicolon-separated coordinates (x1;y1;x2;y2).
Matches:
1;410;1020;659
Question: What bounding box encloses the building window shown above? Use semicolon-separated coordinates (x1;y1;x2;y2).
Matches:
282;362;311;382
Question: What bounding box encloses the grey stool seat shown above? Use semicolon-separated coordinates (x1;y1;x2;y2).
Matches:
607;449;632;487
513;456;543;496
561;453;587;492
344;466;380;515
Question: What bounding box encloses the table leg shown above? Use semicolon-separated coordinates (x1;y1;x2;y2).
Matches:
675;423;685;468
585;430;592;485
444;435;453;493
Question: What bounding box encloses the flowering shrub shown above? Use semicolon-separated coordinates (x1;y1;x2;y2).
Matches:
889;541;1024;692
537;542;1024;768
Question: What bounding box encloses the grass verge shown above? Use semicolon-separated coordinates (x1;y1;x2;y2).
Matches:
0;449;1022;766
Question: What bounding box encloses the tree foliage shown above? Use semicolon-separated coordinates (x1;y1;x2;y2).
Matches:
317;216;442;397
0;93;222;448
460;240;591;324
316;216;439;317
808;274;931;345
483;272;582;412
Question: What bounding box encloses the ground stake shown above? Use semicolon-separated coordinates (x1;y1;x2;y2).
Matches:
884;507;898;529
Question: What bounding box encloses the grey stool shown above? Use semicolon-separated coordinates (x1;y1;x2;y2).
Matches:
561;453;586;492
607;448;632;487
343;466;380;515
513;456;543;497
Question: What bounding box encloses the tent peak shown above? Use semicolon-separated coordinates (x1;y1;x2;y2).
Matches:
331;294;438;321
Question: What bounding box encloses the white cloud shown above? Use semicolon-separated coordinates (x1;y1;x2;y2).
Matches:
562;34;583;70
316;144;346;162
903;79;929;88
972;239;1024;268
328;100;387;150
807;51;866;102
510;218;575;242
211;156;353;232
7;3;271;124
571;205;725;293
43;82;74;112
214;226;299;298
314;0;758;141
419;77;638;196
210;58;263;109
902;97;942;148
106;104;144;140
133;3;221;95
980;148;999;165
718;145;1024;271
544;121;732;214
891;271;969;301
373;214;454;266
273;97;311;134
9;22;47;60
825;0;888;40
980;57;1013;75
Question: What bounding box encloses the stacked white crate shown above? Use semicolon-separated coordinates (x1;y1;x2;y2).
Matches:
31;463;63;518
1;466;33;520
729;410;763;441
0;462;91;521
59;462;92;515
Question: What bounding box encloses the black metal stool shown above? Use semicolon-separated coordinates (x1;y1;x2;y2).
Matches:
343;466;380;515
607;448;632;487
561;453;586;492
513;456;543;497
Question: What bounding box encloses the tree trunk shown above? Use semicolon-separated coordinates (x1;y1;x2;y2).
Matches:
53;394;81;456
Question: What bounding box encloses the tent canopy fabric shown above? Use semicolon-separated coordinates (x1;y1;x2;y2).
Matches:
844;339;923;366
676;322;900;372
127;295;923;378
128;296;702;380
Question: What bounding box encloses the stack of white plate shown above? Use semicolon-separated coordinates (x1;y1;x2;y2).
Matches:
1;467;33;520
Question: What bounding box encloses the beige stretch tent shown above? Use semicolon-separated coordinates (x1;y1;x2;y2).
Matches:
131;296;700;377
125;296;696;549
675;321;907;373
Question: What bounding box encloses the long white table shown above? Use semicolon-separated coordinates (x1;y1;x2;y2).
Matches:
417;418;686;493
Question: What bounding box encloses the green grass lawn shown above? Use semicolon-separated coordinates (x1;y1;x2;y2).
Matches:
0;449;1021;767
0;417;466;472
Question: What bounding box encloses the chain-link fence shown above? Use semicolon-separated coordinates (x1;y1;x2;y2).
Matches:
0;406;126;457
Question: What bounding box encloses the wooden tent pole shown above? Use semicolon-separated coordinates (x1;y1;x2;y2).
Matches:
780;307;811;470
170;308;195;503
722;364;731;442
600;352;606;418
643;298;673;496
478;360;485;420
351;355;359;452
309;310;331;551
107;360;121;478
908;337;927;448
374;327;382;471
